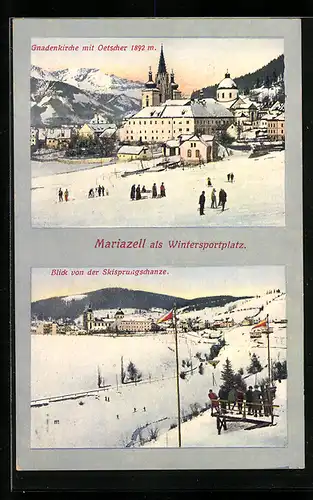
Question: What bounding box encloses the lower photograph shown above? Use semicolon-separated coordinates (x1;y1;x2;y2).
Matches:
30;266;287;449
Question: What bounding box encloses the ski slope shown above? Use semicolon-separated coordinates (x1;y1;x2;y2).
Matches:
31;151;285;227
31;291;287;448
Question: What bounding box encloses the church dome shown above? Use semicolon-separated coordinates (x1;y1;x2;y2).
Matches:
217;71;237;90
145;67;157;89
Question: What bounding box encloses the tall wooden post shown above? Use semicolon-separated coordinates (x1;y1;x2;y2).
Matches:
266;314;271;383
173;303;182;447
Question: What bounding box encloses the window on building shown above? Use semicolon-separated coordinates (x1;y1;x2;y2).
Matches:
222;93;224;98
145;136;147;140
146;99;149;107
217;93;219;99
131;136;133;140
174;121;175;124
168;130;171;133
195;149;200;157
133;121;135;125
144;121;146;124
150;121;152;124
187;149;192;157
173;130;175;133
139;121;141;125
179;128;182;132
186;128;189;131
169;121;171;124
152;137;154;140
155;121;157;124
229;93;232;98
162;120;164;124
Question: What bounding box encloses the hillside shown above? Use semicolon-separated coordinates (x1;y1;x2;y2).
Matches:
192;54;284;104
30;65;143;126
31;287;249;320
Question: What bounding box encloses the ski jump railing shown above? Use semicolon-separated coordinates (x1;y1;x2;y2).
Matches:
211;400;280;434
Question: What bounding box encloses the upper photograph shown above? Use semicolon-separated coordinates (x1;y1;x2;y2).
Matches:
30;37;285;227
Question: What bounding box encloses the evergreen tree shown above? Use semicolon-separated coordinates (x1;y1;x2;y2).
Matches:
272;360;287;380
247;353;263;377
220;358;236;391
272;69;277;82
127;361;142;383
265;75;271;88
234;372;247;392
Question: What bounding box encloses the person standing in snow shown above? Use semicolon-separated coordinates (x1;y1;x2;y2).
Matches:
88;188;94;198
230;172;234;183
136;185;141;200
106;188;109;196
218;385;228;412
199;191;205;215
227;387;237;411
252;385;263;417
227;173;230;182
101;185;105;196
98;185;102;197
58;188;63;202
211;188;217;208
236;387;245;414
220;189;227;211
208;389;219;416
64;189;69;202
160;182;166;197
130;184;136;201
245;386;254;415
141;185;147;193
207;177;212;187
152;183;157;198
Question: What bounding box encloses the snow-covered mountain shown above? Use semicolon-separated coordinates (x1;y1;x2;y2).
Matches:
30;65;144;126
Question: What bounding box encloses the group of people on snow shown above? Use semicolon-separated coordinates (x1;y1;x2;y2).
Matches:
88;185;109;198
227;172;235;183
199;188;227;215
208;384;276;417
58;187;69;202
130;182;166;201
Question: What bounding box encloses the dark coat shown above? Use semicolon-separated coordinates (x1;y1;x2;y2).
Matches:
220;189;227;203
135;186;141;200
245;389;253;402
130;185;136;199
152;184;157;198
199;193;205;207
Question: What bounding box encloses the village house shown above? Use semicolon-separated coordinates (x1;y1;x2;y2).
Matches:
45;127;73;149
267;112;285;141
179;134;217;164
35;321;58;335
117;145;152;162
78;122;117;140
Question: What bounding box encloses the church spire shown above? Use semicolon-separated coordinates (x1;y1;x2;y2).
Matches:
157;43;167;74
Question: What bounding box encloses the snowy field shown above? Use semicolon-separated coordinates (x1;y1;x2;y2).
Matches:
31;151;285;227
31;292;287;448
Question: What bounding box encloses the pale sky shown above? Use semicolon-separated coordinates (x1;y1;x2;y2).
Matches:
31;38;284;94
31;266;285;303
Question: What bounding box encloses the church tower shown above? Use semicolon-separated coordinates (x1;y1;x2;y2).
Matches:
216;70;239;103
155;44;171;103
170;70;182;100
141;67;160;108
83;304;94;332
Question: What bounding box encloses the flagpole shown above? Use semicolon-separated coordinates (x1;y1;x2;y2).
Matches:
173;303;182;447
266;314;271;383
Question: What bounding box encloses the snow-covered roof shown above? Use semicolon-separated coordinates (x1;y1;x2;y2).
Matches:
201;134;214;142
181;133;214;147
219;98;239;109
99;127;117;138
217;74;237;90
163;99;191;106
236;98;258;109
117;145;146;155
89;123;114;133
161;106;193;118
191;99;233;118
165;139;180;147
272;112;285;121
260;113;274;121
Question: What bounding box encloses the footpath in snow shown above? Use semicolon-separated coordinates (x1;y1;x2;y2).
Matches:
31;151;285;227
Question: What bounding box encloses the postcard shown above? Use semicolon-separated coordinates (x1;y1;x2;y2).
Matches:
13;18;304;471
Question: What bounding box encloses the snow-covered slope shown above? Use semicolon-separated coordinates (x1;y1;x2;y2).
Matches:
32;150;285;227
31;291;287;448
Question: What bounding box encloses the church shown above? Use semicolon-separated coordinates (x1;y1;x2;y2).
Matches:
141;44;182;108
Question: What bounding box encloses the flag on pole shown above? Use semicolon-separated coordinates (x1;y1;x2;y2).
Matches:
157;309;174;323
252;315;269;330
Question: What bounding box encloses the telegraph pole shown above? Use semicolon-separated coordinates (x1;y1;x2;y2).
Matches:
173;303;182;447
266;314;271;383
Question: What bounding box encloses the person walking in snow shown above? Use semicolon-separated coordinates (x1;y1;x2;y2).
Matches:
245;386;254;415
106;188;109;196
211;188;217;208
101;185;105;196
160;182;166;197
227;173;230;182
207;177;212;187
136;185;141;200
152;183;157;198
141;185;147;193
130;184;136;201
220;189;227;211
88;188;94;198
230;172;234;183
199;191;205;216
58;188;63;202
64;189;69;202
208;389;219;416
98;185;102;197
